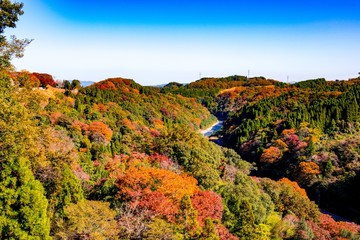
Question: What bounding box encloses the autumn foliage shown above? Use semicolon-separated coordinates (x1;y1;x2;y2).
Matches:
4;65;360;239
88;121;113;144
32;72;56;87
319;214;360;239
298;161;320;175
93;78;134;90
6;1;360;238
95;80;116;90
138;191;178;222
278;178;308;199
191;190;224;226
116;166;198;203
260;146;282;163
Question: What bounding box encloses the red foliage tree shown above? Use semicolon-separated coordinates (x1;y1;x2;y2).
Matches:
283;133;308;152
12;71;40;87
320;214;360;238
148;153;173;169
191;190;223;226
108;77;132;86
138;191;178;222
32;72;56;87
306;220;331;240
215;224;239;240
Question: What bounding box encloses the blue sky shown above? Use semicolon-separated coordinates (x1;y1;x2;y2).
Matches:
6;0;360;85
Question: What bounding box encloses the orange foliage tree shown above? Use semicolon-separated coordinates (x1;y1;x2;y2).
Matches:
49;111;62;125
298;162;320;175
149;170;198;203
88;121;113;144
115;166;198;204
297;161;320;184
72;120;89;132
281;128;296;136
260;146;282;163
278;178;308;199
95;80;116;90
93;103;109;113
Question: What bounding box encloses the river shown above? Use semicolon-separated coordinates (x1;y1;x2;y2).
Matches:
200;121;223;137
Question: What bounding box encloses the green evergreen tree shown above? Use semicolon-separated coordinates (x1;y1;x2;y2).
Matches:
57;166;84;216
0;157;50;239
234;199;257;239
63;80;71;90
71;79;81;89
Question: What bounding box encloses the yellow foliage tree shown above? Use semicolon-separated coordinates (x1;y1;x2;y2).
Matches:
56;200;119;240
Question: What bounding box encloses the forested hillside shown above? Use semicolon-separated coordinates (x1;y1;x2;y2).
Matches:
219;78;360;223
1;1;360;239
2;70;360;239
161;76;281;118
165;75;360;227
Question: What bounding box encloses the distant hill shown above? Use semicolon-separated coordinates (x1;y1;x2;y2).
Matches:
149;82;189;88
80;80;95;87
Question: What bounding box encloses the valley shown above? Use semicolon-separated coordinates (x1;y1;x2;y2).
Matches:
3;72;360;239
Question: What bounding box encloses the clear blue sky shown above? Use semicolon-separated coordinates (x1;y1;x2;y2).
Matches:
7;0;360;85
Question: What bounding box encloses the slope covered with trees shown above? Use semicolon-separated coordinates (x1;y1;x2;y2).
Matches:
2;70;360;239
196;77;360;225
164;75;360;236
1;1;360;239
161;76;282;118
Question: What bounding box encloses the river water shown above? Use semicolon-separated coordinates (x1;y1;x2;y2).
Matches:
200;121;223;137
